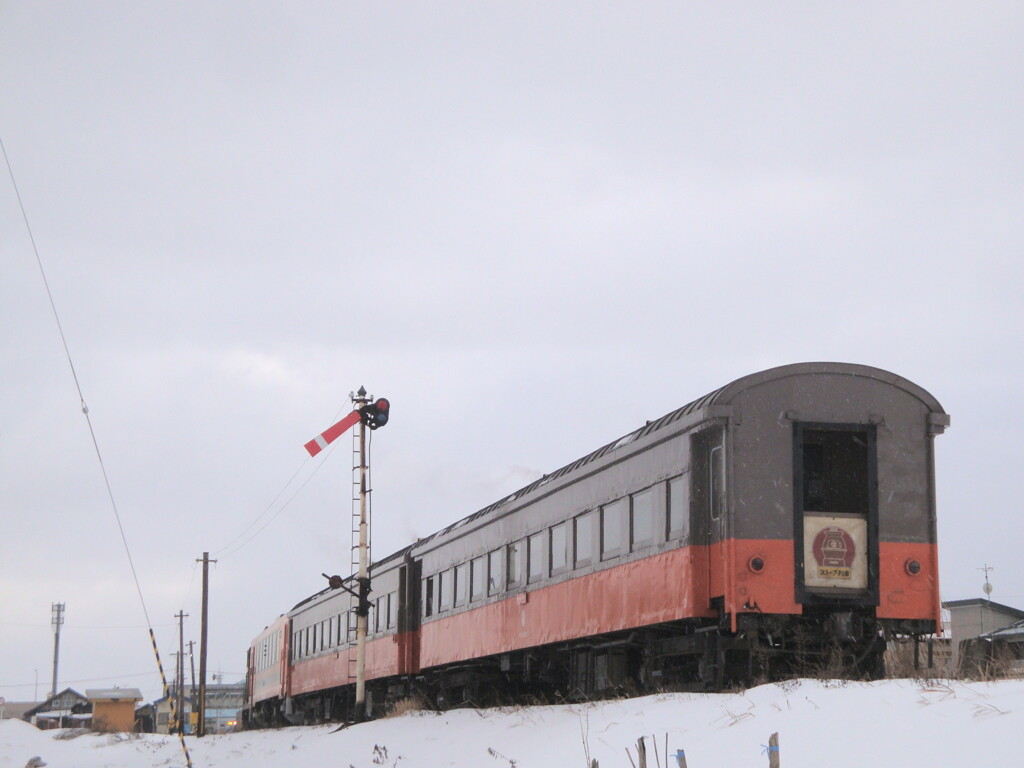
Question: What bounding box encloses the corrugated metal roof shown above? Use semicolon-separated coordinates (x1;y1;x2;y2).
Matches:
981;619;1024;641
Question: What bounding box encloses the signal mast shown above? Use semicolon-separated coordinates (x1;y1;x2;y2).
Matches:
305;387;390;722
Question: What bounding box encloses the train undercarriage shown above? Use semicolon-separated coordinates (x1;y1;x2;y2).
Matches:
242;609;935;728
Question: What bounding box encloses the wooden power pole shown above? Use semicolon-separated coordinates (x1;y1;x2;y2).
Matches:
196;551;216;736
175;610;188;733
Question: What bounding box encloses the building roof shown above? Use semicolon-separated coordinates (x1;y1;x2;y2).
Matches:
942;598;1024;620
87;688;143;701
23;688;88;718
980;618;1024;641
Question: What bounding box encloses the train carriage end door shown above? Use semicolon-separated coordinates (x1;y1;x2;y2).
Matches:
692;425;727;602
793;423;878;606
397;556;422;674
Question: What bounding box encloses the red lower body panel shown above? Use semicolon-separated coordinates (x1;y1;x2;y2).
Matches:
420;545;712;670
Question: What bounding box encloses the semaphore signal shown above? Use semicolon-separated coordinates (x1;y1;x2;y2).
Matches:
303;386;389;722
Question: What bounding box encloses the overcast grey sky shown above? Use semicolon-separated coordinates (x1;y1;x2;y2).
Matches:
2;2;1022;704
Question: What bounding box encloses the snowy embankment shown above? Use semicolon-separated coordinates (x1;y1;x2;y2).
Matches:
3;679;1022;768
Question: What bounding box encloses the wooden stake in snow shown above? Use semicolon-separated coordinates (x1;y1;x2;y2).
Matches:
674;749;688;768
636;737;647;768
766;732;780;768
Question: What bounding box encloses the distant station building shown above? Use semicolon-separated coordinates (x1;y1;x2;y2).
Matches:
943;598;1024;675
202;682;245;733
154;682;244;734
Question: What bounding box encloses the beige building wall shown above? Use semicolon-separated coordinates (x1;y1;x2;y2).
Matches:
91;699;137;732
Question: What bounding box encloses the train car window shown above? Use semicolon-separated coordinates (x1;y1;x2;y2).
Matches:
439;569;452;611
471;557;485;601
454;562;468;606
527;532;545;583
801;429;869;513
313;623;320;653
710;445;725;520
488;549;504;595
424;576;435;617
631;488;655;550
388;590;398;628
667;475;689;541
602;499;626;559
507;540;524;587
550;522;568;574
574;511;595;567
375;596;383;631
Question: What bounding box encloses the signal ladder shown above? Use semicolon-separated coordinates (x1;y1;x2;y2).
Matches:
347;410;369;683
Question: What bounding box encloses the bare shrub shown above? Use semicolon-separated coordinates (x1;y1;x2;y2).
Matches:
385;695;428;718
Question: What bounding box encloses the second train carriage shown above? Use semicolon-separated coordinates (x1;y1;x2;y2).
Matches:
243;362;948;724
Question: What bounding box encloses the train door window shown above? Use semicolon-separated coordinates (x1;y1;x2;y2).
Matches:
601;498;626;560
388;591;398;628
631;488;655;550
424;576;435;617
527;532;545;582
507;540;524;587
439;569;452;612
550;522;568;574
470;557;485;601
710;445;725;520
667;475;689;541
574;511;595;568
488;549;504;595
454;562;468;606
801;429;870;513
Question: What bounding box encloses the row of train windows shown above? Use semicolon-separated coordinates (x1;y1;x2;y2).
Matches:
290;589;399;662
255;629;282;672
422;475;689;618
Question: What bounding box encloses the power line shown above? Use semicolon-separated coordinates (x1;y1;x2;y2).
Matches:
213;402;350;560
2;134;193;768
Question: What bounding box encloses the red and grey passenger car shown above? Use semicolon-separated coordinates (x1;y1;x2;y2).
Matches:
243;362;948;725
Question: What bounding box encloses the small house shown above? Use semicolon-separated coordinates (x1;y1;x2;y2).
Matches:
87;688;143;733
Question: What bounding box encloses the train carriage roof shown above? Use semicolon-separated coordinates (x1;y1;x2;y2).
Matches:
298;362;945;596
411;362;946;550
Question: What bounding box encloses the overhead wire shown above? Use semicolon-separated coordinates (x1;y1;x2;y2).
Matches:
212;400;351;561
215;443;336;561
2;134;194;768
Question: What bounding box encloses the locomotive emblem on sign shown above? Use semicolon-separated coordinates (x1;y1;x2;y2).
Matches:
812;526;856;579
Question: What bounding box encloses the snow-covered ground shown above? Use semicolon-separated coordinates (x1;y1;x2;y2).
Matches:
3;679;1022;768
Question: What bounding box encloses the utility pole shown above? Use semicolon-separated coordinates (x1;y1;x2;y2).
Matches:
196;551;217;737
50;603;64;698
175;610;189;733
187;640;196;699
172;651;181;732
